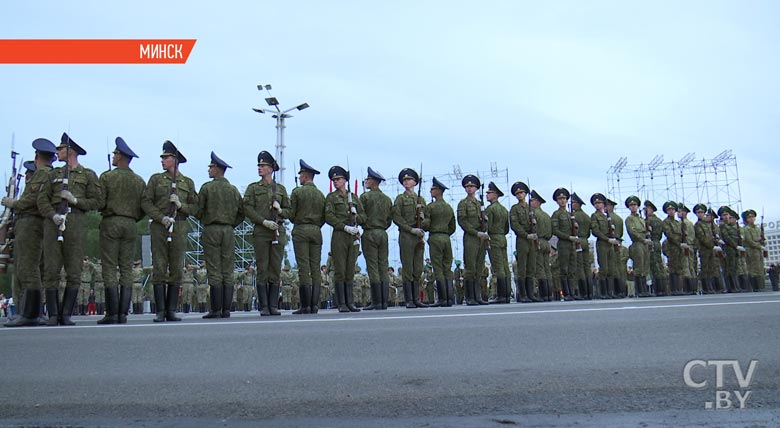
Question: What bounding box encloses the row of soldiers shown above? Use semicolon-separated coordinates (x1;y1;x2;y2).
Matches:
2;133;770;327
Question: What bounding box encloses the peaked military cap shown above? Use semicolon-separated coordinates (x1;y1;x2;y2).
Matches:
662;201;678;212
299;159;320;175
571;192;585;205
365;166;384;181
487;182;504;197
625;195;640;208
511;181;530;195
23;160;36;173
161;140;187;163
693;203;707;213
398;168;419;184
530;190;545;204
644;200;657;211
590;193;606;205
328;165;349;181
32;138;56;154
462;174;480;188
553;187;570;200
677;203;690;212
606;198;617;207
256;150;277;170
209;151;231;170
114;136;139;158
706;208;717;217
742;209;757;221
717;206;731;217
58;132;87;155
431;176;448;191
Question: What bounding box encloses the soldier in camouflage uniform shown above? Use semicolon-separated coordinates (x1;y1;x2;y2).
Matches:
353;265;369;307
325;166;364;312
531;190;552;301
457;175;488;306
422;177;456;306
510;181;539;303
644;201;665;296
480;264;490;302
551;188;578;301
141;140;198;322
320;265;331;309
197;152;244;319
38;133;102;326
241;264;257;311
79;257;95;315
359;167;393;310
571;193;593;299
625;196;651;297
387;266;399;307
280;264;296;310
678;204;697;294
93;261;105;315
3;138;57;327
485;182;511;304
605;199;626;298
694;204;721;294
96;137;145;324
661;201;687;296
550;244;560;298
741;209;765;291
180;264;196;312
393;168;428;309
421;264;434;304
132;260;148;314
282;159;326;314
590;193;615;299
452;261;465;304
244;151;289;316
195;264;209;312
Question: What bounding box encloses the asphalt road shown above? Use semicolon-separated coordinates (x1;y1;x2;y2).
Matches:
2;292;779;427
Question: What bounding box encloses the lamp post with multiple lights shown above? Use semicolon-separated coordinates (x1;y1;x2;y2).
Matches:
252;84;309;184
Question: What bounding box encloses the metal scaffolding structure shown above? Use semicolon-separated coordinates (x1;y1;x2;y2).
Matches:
606;150;742;219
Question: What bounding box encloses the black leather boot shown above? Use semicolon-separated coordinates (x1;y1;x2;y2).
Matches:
489;278;505;304
310;284;321;313
5;289;41;327
345;283;361;312
335;282;349;312
525;278;540;302
118;287;132;323
562;278;573;301
412;281;428;307
59;287;78;326
465;280;478;306
538;279;548;301
203;286;223;319
381;281;390;309
362;283;381;310
166;284;182;321
475;281;488;305
268;283;281;315
258;283;271;316
403;282;415;308
222;286;234;317
45;288;60;326
293;285;311;314
517;278;529;302
446;279;456;306
97;287;119;325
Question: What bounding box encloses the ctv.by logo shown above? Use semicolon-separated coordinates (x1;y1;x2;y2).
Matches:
683;360;758;409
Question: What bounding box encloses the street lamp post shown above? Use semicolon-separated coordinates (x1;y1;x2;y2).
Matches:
252;84;309;184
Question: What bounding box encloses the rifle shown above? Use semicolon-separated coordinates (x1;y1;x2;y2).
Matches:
528;188;539;250
106;137;112;172
56;135;71;242
479;183;491;251
0;146;20;273
761;209;768;258
270;170;281;245
680;210;690;257
415;164;424;249
711;218;726;262
735;219;744;258
166;156;178;243
346;169;360;247
569;184;582;252
606;207;619;252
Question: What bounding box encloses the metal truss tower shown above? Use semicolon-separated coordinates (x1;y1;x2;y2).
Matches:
606;150;742;219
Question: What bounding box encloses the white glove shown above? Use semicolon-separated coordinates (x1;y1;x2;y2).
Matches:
527;233;538;240
644;239;653;245
263;219;279;231
169;193;182;209
608;238;619;245
680;243;690;250
737;245;746;252
1;196;15;208
477;231;490;240
713;246;723;252
272;200;281;213
718;239;725;246
161;216;176;228
761;246;767;252
58;190;77;205
343;225;360;236
411;227;425;238
350;205;357;215
52;214;66;226
569;236;579;243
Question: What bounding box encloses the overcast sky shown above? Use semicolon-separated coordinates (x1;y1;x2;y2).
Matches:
2;1;778;265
